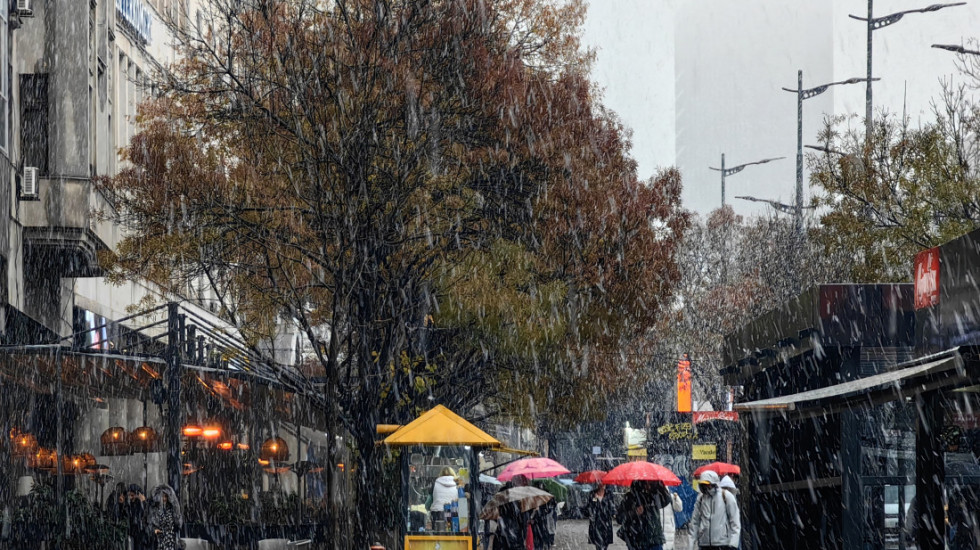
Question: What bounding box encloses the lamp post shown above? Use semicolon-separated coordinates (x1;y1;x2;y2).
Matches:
932;43;980;56
782;71;870;234
709;154;784;207
735;195;803;216
850;1;965;139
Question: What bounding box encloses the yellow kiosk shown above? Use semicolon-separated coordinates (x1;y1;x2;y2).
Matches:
382;405;527;550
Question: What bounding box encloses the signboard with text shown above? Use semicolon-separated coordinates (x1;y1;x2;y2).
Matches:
692;444;717;460
914;247;940;310
677;355;692;412
116;0;153;44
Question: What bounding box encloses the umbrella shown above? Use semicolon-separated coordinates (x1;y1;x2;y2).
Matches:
479;486;554;520
693;462;741;478
496;458;570;481
603;462;681;487
531;478;569;503
480;474;502;486
574;470;607;484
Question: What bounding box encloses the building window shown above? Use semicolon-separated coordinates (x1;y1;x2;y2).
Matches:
20;75;49;175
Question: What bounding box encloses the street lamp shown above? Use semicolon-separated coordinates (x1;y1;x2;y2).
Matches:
781;70;871;234
850;1;966;139
932;43;980;56
735;195;811;216
709;154;784;207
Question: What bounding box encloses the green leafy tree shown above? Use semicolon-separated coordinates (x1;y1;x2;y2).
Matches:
809;83;980;282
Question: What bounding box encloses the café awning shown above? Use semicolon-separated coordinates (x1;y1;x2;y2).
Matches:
736;347;979;416
383;405;501;448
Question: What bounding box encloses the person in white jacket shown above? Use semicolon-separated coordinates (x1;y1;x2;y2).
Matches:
688;470;740;550
660;488;684;550
430;467;460;528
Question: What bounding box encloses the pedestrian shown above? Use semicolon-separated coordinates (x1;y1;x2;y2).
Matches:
493;483;529;550
718;476;737;497
147;484;182;550
587;484;615;550
510;475;534;550
716;476;738;549
616;480;671;550
430;467;459;529
126;484;149;550
530;497;557;550
106;482;128;521
658;485;684;550
687;471;740;550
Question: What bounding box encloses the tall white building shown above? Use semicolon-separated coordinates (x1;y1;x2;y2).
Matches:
675;0;980;217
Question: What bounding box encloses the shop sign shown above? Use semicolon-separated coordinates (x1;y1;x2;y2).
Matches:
914;247;940;309
692;444;716;460
692;411;739;424
677;354;692;412
656;422;697;440
116;0;153;44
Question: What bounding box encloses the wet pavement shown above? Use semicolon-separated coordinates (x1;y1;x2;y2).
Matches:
553;519;690;550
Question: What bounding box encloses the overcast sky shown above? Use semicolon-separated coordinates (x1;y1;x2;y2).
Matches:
582;0;980;218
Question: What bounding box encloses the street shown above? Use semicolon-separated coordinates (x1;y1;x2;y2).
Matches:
552;519;690;550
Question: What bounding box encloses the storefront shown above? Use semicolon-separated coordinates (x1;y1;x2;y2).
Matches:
0;302;339;547
725;231;980;550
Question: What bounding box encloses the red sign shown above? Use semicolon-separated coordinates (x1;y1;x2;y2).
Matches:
693;411;739;424
677;355;692;413
914;247;940;309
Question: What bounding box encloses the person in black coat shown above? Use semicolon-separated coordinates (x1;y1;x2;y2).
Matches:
493;499;529;550
616;481;671;550
587;484;615;550
126;485;149;550
530;498;557;550
106;482;128;522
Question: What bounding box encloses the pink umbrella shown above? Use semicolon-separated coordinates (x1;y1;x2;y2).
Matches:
496;458;571;481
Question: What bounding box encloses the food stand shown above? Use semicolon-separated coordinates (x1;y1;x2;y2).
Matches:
382;406;521;550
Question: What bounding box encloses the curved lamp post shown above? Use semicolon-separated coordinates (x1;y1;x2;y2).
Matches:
709;155;784;207
850;2;966;138
932;43;980;56
782;72;872;234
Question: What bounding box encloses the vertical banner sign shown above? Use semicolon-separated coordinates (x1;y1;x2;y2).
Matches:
677;354;692;412
914;247;940;310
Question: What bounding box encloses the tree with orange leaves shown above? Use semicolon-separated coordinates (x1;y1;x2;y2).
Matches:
100;0;686;544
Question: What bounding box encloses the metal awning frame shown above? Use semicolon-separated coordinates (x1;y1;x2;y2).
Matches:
736;346;980;418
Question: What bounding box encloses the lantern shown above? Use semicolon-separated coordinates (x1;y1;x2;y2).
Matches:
10;432;38;458
182;425;203;438
201;426;222;440
129;427;159;453
259;437;289;463
30;448;57;471
217;441;233;451
101;427;130;456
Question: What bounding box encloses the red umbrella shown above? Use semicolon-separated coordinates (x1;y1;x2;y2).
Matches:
693;462;740;478
602;462;680;487
573;470;607;484
497;458;571;482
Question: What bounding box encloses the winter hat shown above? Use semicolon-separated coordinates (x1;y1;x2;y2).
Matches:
699;470;721;485
719;475;737;490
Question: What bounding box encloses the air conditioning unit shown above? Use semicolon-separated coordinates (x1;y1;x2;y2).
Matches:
21;166;38;199
16;0;33;18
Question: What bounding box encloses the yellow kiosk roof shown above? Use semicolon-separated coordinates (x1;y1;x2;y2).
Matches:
383;405;501;447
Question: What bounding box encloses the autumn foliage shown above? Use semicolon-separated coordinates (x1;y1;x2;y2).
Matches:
100;0;687;541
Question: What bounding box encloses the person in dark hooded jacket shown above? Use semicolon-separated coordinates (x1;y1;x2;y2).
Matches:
147;484;183;550
616;480;671;550
587;483;615;550
126;485;149;550
106;482;128;521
